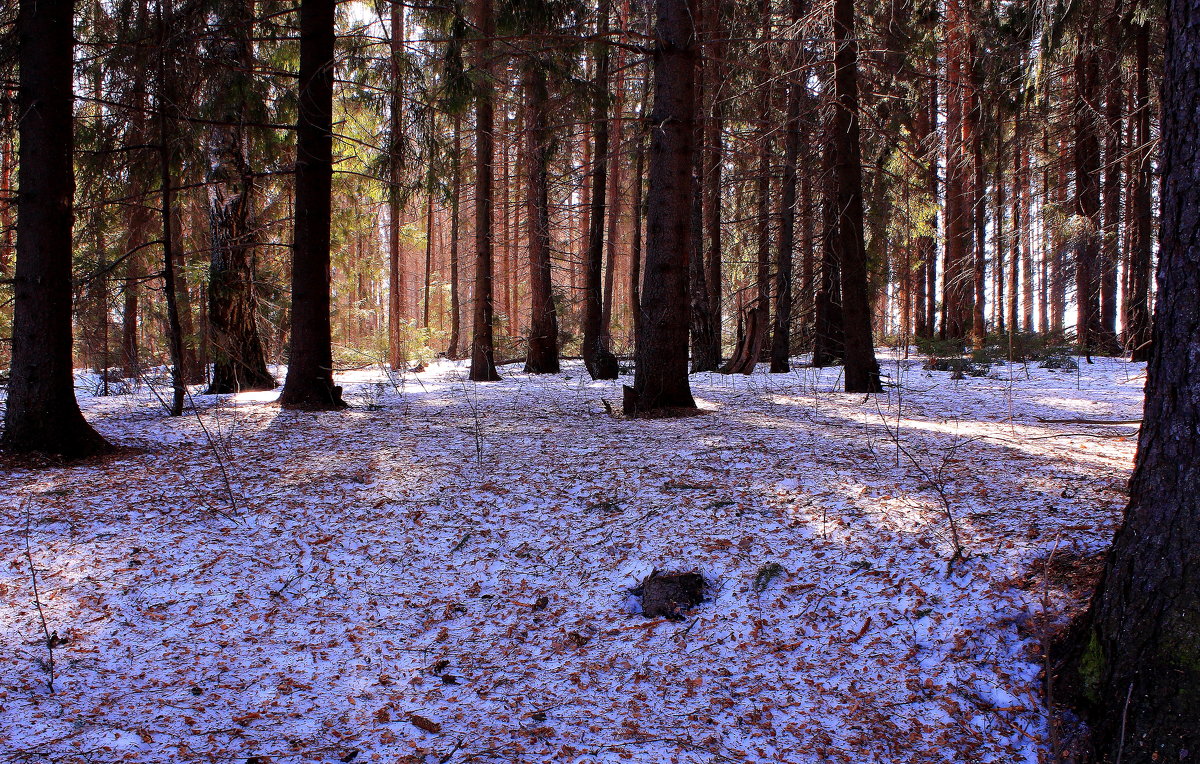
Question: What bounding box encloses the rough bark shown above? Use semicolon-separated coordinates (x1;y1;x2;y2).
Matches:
279;0;345;409
771;0;803;373
582;0;619;380
688;0;720;373
829;0;880;393
627;0;698;414
205;0;275;394
468;0;501;381
448;114;463;359
1056;4;1200;756
1126;18;1154;361
2;0;113;457
1074;43;1107;354
522;63;560;374
387;0;407;368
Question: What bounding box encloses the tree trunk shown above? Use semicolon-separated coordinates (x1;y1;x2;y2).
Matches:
688;0;719;373
1126;17;1154;361
205;0;275;394
830;0;879;393
387;0;407;368
522;63;560;373
627;0;698;414
1057;5;1200;755
582;0;619;380
468;0;501;381
2;0;113;457
702;4;724;369
157;0;185;416
1074;43;1106;354
279;0;345;409
771;0;803;373
448;113;463;358
1100;11;1122;342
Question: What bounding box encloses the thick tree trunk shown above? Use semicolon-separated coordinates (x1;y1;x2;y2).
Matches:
941;0;974;342
627;0;698;414
582;0;619;380
280;0;345;409
2;0;113;457
468;0;500;381
522;63;560;374
830;0;879;393
1057;5;1200;756
205;0;275;394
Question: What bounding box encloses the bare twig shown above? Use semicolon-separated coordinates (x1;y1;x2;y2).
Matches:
23;502;57;693
874;401;968;568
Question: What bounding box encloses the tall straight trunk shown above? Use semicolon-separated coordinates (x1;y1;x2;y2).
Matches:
603;43;626;339
630;73;650;349
688;0;719;372
1008;116;1021;332
799;145;816;342
280;0;345;408
1074;44;1105;352
702;5;724;368
918;67;938;339
583;0;619;379
448;113;463;358
157;0;185;416
968;32;985;348
1050;133;1068;332
171;205;202;384
1057;5;1200;755
771;3;803;373
422;166;434;328
0;95;14;277
2;0;113;457
122;7;153;382
1100;15;1122;340
1021;137;1034;331
812;115;845;367
1126;18;1154;361
206;0;275;394
387;0;406;367
941;0;972;341
468;0;500;381
994;151;1005;333
627;0;698;414
522;63;560;373
830;0;879;392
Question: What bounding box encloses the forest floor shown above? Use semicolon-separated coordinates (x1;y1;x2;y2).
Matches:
0;352;1144;763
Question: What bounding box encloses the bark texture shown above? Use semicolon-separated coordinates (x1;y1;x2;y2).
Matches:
280;0;345;409
1058;3;1200;758
829;0;879;393
522;63;560;374
2;0;113;457
627;0;698;414
205;0;275;394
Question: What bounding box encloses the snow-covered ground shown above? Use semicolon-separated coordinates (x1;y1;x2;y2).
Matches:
0;353;1144;762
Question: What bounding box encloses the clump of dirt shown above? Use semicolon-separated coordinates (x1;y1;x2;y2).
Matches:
635;571;706;620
